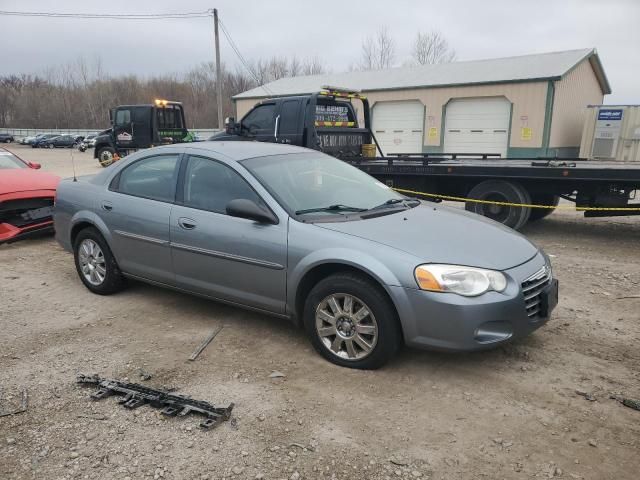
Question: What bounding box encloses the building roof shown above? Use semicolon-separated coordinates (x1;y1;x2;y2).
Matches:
234;48;611;100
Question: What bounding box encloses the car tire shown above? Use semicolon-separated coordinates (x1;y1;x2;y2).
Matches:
465;180;531;230
48;143;54;149
4;138;10;143
73;227;125;295
528;194;560;221
303;273;401;369
97;147;116;167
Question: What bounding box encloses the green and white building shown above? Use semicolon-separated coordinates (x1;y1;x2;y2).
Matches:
234;48;611;158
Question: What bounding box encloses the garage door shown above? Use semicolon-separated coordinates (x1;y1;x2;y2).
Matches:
372;101;424;154
443;97;511;157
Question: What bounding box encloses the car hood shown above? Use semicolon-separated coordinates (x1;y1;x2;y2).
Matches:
316;204;539;271
0;168;60;195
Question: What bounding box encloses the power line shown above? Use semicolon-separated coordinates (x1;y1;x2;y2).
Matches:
218;18;273;95
0;10;212;20
1;8;274;95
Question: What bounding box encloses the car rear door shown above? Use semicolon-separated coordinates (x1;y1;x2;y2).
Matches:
275;99;303;145
169;154;287;313
100;153;181;284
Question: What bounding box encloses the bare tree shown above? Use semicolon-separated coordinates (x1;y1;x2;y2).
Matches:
300;56;326;76
411;31;456;65
360;26;396;70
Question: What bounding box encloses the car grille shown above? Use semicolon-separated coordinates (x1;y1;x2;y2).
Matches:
521;265;552;318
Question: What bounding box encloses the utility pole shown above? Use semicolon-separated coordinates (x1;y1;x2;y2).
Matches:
213;8;223;129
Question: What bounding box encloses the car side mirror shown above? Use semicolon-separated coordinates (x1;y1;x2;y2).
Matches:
225;117;235;134
28;162;41;169
226;199;277;224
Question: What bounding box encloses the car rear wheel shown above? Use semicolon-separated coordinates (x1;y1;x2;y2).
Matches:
48;143;54;149
4;138;10;143
304;273;400;369
74;227;125;295
97;147;116;167
465;180;531;230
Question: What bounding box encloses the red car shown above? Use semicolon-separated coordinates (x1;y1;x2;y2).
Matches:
0;148;60;243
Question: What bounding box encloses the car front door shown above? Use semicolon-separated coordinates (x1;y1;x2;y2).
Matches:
100;153;181;284
170;154;287;313
240;103;277;143
113;107;134;149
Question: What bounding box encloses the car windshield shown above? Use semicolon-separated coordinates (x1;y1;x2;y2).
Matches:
241;153;413;218
0;151;27;169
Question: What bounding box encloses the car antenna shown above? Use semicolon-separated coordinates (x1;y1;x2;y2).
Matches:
70;145;77;182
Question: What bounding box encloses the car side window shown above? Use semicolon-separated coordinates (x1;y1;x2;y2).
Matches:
241;104;275;133
116;154;180;202
115;109;131;126
183;156;266;214
280;100;300;135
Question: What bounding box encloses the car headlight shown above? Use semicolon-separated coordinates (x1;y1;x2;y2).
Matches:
414;264;507;297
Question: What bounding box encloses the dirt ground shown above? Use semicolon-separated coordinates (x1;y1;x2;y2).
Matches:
1;144;639;480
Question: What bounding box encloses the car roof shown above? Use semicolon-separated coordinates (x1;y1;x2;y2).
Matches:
183;141;313;161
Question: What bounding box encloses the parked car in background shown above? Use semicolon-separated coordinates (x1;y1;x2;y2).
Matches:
40;135;81;149
54;142;558;369
0;133;14;143
32;134;62;148
78;132;99;152
0;147;60;243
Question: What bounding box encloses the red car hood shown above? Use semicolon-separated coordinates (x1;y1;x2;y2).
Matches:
0;168;60;195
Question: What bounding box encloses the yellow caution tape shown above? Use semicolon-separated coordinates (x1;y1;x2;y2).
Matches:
315;121;356;127
393;187;640;212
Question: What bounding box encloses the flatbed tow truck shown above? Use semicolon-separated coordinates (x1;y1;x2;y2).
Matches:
217;87;640;229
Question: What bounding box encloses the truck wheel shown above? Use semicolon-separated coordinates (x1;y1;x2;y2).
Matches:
529;194;560;221
466;180;531;230
303;273;401;369
97;147;116;167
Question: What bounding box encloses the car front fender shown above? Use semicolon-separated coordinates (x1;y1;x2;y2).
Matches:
286;247;411;318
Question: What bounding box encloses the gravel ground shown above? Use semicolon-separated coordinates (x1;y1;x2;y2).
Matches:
1;145;639;480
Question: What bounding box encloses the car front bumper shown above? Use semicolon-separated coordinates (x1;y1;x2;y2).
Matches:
389;252;558;351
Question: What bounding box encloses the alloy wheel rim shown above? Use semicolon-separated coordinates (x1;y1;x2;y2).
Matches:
99;151;113;166
78;239;106;286
315;293;378;361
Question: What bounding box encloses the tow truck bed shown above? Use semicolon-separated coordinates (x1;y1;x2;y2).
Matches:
349;157;640;184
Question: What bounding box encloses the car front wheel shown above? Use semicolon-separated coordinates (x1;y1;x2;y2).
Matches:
304;273;401;369
73;227;125;295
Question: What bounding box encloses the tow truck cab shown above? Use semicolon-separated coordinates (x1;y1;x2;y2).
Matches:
93;100;188;165
214;88;375;159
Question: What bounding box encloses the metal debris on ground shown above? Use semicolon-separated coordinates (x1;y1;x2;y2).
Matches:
610;394;640;411
575;389;596;401
76;374;234;429
0;388;28;417
188;325;224;361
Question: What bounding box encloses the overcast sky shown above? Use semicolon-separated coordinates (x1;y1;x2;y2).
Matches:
2;0;638;103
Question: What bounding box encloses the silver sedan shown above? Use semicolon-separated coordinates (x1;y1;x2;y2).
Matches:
54;142;558;369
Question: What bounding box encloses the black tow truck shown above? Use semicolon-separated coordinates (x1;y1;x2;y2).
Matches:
213;87;640;229
93;99;193;167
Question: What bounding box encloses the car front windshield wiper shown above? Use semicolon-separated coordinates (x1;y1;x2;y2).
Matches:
295;204;368;215
368;198;421;211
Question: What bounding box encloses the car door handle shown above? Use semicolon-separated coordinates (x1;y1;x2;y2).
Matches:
101;201;113;211
178;217;197;230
